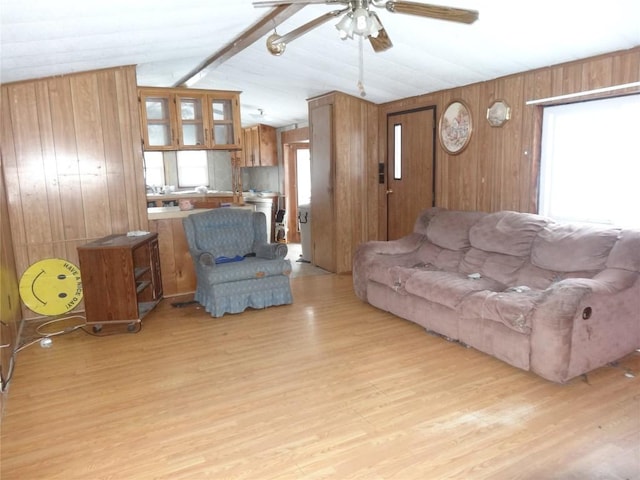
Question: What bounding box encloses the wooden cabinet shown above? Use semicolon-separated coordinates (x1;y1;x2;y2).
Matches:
308;92;378;274
139;87;242;151
77;233;162;330
242;124;277;166
140;90;177;149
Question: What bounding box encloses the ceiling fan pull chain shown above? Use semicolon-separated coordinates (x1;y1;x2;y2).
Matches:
357;35;366;97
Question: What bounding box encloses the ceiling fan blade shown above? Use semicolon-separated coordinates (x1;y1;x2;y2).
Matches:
253;0;347;7
385;1;479;24
368;13;393;52
267;8;348;53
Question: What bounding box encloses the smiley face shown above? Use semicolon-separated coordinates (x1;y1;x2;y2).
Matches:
19;259;83;316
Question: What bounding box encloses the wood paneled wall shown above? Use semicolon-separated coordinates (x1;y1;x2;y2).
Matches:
1;153;21;401
1;66;148;319
377;47;640;235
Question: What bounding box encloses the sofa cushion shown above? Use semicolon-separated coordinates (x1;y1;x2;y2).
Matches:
513;262;558;290
460;248;525;285
459;288;545;334
368;261;425;293
426;210;485;251
531;224;621;272
404;270;505;310
469;211;549;256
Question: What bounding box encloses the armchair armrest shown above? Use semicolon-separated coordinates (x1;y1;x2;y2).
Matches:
255;242;288;260
198;251;215;266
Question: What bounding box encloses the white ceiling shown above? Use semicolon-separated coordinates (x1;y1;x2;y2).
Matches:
2;0;639;127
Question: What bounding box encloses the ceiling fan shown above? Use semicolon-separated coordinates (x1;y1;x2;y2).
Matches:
253;0;479;55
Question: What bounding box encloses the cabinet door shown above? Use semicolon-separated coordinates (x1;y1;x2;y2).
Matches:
149;237;163;300
256;124;277;166
140;92;176;150
208;94;242;149
243;126;258;166
176;95;208;148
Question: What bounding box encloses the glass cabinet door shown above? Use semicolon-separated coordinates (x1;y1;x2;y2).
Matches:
209;94;241;149
142;95;174;148
177;96;206;148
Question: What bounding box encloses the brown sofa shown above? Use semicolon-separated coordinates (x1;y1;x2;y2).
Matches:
353;207;640;383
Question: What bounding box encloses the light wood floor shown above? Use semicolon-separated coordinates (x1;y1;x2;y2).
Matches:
2;274;639;479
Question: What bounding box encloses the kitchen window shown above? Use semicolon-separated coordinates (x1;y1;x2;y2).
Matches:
177;150;209;188
143;151;165;187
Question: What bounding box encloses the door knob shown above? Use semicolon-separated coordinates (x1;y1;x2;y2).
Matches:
386;189;393;194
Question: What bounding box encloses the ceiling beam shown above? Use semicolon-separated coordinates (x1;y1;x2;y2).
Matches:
173;4;307;88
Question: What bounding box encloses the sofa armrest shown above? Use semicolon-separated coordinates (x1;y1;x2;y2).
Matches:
254;242;288;260
552;269;638;295
530;270;640;382
357;233;425;257
352;233;426;301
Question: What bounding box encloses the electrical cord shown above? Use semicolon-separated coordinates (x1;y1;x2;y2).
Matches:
1;315;142;393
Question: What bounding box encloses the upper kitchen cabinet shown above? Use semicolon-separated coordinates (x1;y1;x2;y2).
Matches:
139;87;242;151
209;93;242;150
140;90;177;150
176;94;207;148
242;124;277;167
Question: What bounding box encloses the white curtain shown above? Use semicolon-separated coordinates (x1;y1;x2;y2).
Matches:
539;94;640;227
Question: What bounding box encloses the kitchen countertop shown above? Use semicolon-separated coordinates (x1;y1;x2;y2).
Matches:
147;191;280;201
147;207;212;220
147;205;255;220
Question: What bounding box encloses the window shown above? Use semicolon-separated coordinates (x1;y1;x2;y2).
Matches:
539;94;640;227
295;147;311;206
176;151;209;188
143;151;165;187
393;123;402;179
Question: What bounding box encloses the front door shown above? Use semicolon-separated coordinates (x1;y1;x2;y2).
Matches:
386;107;436;240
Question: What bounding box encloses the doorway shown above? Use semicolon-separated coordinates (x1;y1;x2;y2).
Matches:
386;107;436;240
282;127;310;244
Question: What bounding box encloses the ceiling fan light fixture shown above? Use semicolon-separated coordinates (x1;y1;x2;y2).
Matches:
367;12;382;37
336;7;382;40
353;7;370;34
335;12;354;39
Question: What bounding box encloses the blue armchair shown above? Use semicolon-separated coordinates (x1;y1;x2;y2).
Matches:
183;208;293;317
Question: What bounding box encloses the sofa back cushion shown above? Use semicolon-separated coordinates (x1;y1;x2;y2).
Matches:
531;223;621;272
469;211;550;257
413;207;445;236
459;248;526;285
426;210;485;251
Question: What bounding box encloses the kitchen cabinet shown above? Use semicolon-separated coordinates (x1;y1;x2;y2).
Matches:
140;90;176;150
308;92;378;274
77;233;162;331
139;87;242;151
176;93;207;148
242;124;277;166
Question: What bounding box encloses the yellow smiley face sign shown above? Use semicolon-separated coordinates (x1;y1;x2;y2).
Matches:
19;259;83;316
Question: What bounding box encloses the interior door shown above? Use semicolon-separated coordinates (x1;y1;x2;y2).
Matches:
310;103;335;272
387;107;436;240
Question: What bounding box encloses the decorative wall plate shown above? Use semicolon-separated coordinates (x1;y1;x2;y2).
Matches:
439;100;472;154
486;100;511;127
